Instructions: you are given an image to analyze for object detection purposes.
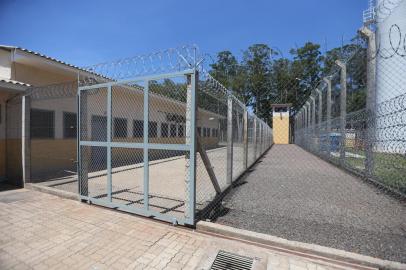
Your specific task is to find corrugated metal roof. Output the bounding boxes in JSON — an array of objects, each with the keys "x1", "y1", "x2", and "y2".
[
  {"x1": 0, "y1": 45, "x2": 95, "y2": 75},
  {"x1": 0, "y1": 78, "x2": 31, "y2": 87}
]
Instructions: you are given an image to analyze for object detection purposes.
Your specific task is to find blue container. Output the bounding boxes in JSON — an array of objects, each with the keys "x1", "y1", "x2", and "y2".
[{"x1": 330, "y1": 133, "x2": 341, "y2": 152}]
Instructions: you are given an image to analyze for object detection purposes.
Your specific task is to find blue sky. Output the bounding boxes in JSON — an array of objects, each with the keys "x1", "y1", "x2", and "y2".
[{"x1": 0, "y1": 0, "x2": 367, "y2": 67}]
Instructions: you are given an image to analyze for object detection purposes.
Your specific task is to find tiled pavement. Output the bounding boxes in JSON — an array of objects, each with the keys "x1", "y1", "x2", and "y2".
[{"x1": 0, "y1": 188, "x2": 374, "y2": 270}]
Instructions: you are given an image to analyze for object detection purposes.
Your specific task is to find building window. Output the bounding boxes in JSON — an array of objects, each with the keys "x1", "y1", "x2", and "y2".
[
  {"x1": 0, "y1": 103, "x2": 2, "y2": 124},
  {"x1": 197, "y1": 127, "x2": 201, "y2": 137},
  {"x1": 149, "y1": 121, "x2": 157, "y2": 137},
  {"x1": 161, "y1": 123, "x2": 169, "y2": 138},
  {"x1": 170, "y1": 123, "x2": 177, "y2": 137},
  {"x1": 133, "y1": 120, "x2": 143, "y2": 138},
  {"x1": 31, "y1": 109, "x2": 54, "y2": 138},
  {"x1": 114, "y1": 118, "x2": 128, "y2": 138},
  {"x1": 63, "y1": 112, "x2": 77, "y2": 138},
  {"x1": 212, "y1": 128, "x2": 216, "y2": 137},
  {"x1": 178, "y1": 125, "x2": 184, "y2": 137}
]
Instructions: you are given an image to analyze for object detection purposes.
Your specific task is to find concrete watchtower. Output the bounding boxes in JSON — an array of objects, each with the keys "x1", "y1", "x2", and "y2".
[{"x1": 271, "y1": 104, "x2": 291, "y2": 144}]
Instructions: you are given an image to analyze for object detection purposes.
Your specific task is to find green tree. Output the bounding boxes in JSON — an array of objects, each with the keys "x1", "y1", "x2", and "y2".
[
  {"x1": 210, "y1": 51, "x2": 250, "y2": 105},
  {"x1": 243, "y1": 44, "x2": 275, "y2": 121},
  {"x1": 289, "y1": 42, "x2": 323, "y2": 108},
  {"x1": 323, "y1": 36, "x2": 367, "y2": 112}
]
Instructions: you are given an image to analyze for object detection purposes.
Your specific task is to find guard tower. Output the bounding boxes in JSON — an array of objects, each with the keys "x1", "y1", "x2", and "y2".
[{"x1": 271, "y1": 104, "x2": 291, "y2": 144}]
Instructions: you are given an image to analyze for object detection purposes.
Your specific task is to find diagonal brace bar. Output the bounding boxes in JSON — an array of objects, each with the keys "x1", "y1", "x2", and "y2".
[{"x1": 197, "y1": 136, "x2": 221, "y2": 194}]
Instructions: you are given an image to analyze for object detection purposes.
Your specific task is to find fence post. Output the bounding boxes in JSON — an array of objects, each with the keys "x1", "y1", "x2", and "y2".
[
  {"x1": 316, "y1": 89, "x2": 322, "y2": 126},
  {"x1": 243, "y1": 109, "x2": 248, "y2": 169},
  {"x1": 21, "y1": 94, "x2": 31, "y2": 186},
  {"x1": 311, "y1": 96, "x2": 316, "y2": 151},
  {"x1": 185, "y1": 71, "x2": 198, "y2": 224},
  {"x1": 226, "y1": 93, "x2": 233, "y2": 185},
  {"x1": 324, "y1": 77, "x2": 332, "y2": 134},
  {"x1": 360, "y1": 27, "x2": 376, "y2": 177},
  {"x1": 305, "y1": 102, "x2": 310, "y2": 148},
  {"x1": 316, "y1": 88, "x2": 322, "y2": 151},
  {"x1": 336, "y1": 60, "x2": 347, "y2": 166},
  {"x1": 253, "y1": 116, "x2": 257, "y2": 159},
  {"x1": 78, "y1": 90, "x2": 88, "y2": 197},
  {"x1": 311, "y1": 96, "x2": 316, "y2": 128},
  {"x1": 143, "y1": 81, "x2": 149, "y2": 210},
  {"x1": 324, "y1": 77, "x2": 332, "y2": 156},
  {"x1": 106, "y1": 85, "x2": 112, "y2": 202}
]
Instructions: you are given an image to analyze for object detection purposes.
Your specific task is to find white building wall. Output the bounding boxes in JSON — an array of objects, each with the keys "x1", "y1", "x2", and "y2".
[{"x1": 0, "y1": 49, "x2": 11, "y2": 80}]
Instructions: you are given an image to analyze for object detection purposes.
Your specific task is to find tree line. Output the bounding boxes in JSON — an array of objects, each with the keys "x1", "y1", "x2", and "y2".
[{"x1": 209, "y1": 36, "x2": 367, "y2": 124}]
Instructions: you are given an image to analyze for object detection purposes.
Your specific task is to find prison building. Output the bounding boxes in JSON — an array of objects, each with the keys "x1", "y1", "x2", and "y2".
[{"x1": 0, "y1": 45, "x2": 222, "y2": 186}]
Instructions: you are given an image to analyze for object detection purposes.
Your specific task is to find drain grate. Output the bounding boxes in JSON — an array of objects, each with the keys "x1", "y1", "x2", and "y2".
[{"x1": 210, "y1": 250, "x2": 254, "y2": 270}]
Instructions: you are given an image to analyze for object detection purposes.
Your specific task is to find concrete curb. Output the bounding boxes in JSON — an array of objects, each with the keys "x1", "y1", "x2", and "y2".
[
  {"x1": 196, "y1": 221, "x2": 406, "y2": 270},
  {"x1": 25, "y1": 183, "x2": 79, "y2": 201}
]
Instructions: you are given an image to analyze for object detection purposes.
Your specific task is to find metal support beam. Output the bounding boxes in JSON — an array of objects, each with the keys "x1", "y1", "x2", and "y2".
[
  {"x1": 185, "y1": 71, "x2": 198, "y2": 223},
  {"x1": 226, "y1": 94, "x2": 233, "y2": 185},
  {"x1": 197, "y1": 136, "x2": 221, "y2": 194},
  {"x1": 336, "y1": 60, "x2": 347, "y2": 165},
  {"x1": 78, "y1": 90, "x2": 88, "y2": 196},
  {"x1": 143, "y1": 81, "x2": 149, "y2": 210},
  {"x1": 107, "y1": 85, "x2": 112, "y2": 202},
  {"x1": 21, "y1": 95, "x2": 30, "y2": 187},
  {"x1": 359, "y1": 27, "x2": 377, "y2": 177}
]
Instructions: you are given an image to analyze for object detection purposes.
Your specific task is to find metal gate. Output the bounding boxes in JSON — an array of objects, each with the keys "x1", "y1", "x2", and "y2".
[{"x1": 78, "y1": 69, "x2": 197, "y2": 226}]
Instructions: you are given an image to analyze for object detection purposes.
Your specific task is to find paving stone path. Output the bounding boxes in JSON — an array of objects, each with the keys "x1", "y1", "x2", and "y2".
[{"x1": 0, "y1": 188, "x2": 369, "y2": 269}]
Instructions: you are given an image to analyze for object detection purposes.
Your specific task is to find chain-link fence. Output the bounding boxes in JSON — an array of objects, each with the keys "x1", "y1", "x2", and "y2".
[
  {"x1": 294, "y1": 30, "x2": 406, "y2": 197},
  {"x1": 212, "y1": 4, "x2": 406, "y2": 262},
  {"x1": 72, "y1": 46, "x2": 273, "y2": 226},
  {"x1": 195, "y1": 71, "x2": 272, "y2": 220}
]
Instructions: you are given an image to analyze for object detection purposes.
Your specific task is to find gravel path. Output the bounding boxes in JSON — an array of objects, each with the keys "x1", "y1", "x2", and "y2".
[{"x1": 216, "y1": 144, "x2": 406, "y2": 263}]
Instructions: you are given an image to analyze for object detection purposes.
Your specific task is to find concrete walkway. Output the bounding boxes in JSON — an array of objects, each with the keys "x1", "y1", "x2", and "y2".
[
  {"x1": 0, "y1": 188, "x2": 376, "y2": 270},
  {"x1": 217, "y1": 144, "x2": 406, "y2": 263}
]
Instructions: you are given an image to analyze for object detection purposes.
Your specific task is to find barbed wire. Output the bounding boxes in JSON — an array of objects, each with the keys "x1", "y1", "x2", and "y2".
[{"x1": 79, "y1": 45, "x2": 203, "y2": 85}]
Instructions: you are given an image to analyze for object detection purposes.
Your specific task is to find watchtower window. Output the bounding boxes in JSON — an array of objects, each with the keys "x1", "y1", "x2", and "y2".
[{"x1": 274, "y1": 107, "x2": 288, "y2": 113}]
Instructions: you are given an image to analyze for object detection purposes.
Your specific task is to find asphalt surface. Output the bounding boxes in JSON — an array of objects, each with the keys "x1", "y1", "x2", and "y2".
[{"x1": 216, "y1": 144, "x2": 406, "y2": 263}]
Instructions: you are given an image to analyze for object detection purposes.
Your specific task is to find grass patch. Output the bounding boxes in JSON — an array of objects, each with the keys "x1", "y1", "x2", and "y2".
[{"x1": 344, "y1": 149, "x2": 406, "y2": 194}]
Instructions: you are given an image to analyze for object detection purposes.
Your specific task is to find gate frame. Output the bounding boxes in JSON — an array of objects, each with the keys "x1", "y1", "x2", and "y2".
[{"x1": 77, "y1": 68, "x2": 197, "y2": 226}]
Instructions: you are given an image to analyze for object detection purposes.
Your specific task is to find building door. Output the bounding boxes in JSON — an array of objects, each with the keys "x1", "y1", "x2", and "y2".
[{"x1": 91, "y1": 115, "x2": 107, "y2": 167}]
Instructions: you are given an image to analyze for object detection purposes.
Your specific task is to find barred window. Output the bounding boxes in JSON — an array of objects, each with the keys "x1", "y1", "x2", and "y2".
[
  {"x1": 170, "y1": 123, "x2": 177, "y2": 137},
  {"x1": 114, "y1": 118, "x2": 128, "y2": 138},
  {"x1": 133, "y1": 120, "x2": 143, "y2": 138},
  {"x1": 63, "y1": 112, "x2": 77, "y2": 138},
  {"x1": 149, "y1": 121, "x2": 158, "y2": 138},
  {"x1": 178, "y1": 125, "x2": 184, "y2": 137},
  {"x1": 161, "y1": 123, "x2": 169, "y2": 138},
  {"x1": 31, "y1": 109, "x2": 54, "y2": 138}
]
